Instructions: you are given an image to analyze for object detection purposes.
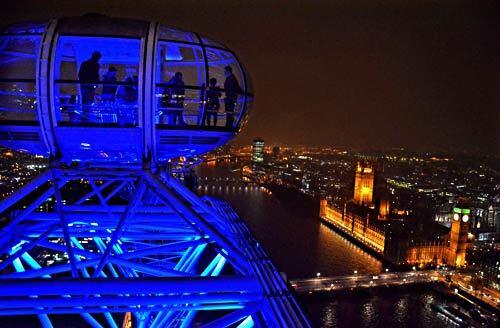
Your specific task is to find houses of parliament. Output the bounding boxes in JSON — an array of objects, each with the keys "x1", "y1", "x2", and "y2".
[{"x1": 320, "y1": 161, "x2": 471, "y2": 268}]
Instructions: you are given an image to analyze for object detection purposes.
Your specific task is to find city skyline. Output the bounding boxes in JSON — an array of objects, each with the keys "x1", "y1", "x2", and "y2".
[{"x1": 1, "y1": 0, "x2": 499, "y2": 155}]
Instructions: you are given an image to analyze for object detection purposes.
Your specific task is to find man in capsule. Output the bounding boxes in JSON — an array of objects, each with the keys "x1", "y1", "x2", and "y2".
[
  {"x1": 78, "y1": 51, "x2": 101, "y2": 121},
  {"x1": 223, "y1": 66, "x2": 243, "y2": 128},
  {"x1": 162, "y1": 72, "x2": 185, "y2": 126}
]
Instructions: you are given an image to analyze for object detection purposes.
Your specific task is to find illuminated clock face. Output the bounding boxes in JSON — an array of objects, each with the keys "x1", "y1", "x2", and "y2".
[
  {"x1": 453, "y1": 213, "x2": 460, "y2": 221},
  {"x1": 462, "y1": 214, "x2": 469, "y2": 223}
]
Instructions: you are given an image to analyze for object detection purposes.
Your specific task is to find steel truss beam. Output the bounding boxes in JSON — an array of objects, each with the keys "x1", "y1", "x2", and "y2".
[{"x1": 0, "y1": 168, "x2": 310, "y2": 327}]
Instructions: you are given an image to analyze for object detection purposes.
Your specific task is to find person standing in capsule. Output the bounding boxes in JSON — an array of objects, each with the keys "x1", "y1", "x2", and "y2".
[
  {"x1": 162, "y1": 72, "x2": 185, "y2": 126},
  {"x1": 78, "y1": 51, "x2": 101, "y2": 121}
]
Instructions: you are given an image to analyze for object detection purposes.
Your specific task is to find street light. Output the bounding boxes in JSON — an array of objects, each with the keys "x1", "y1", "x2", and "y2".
[
  {"x1": 316, "y1": 272, "x2": 321, "y2": 278},
  {"x1": 385, "y1": 268, "x2": 389, "y2": 272},
  {"x1": 354, "y1": 270, "x2": 358, "y2": 275}
]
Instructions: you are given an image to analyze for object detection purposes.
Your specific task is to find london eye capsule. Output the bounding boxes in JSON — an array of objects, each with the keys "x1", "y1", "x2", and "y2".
[{"x1": 0, "y1": 14, "x2": 253, "y2": 166}]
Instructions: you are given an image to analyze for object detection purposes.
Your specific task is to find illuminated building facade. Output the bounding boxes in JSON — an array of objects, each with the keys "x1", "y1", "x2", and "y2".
[
  {"x1": 353, "y1": 161, "x2": 374, "y2": 206},
  {"x1": 0, "y1": 15, "x2": 310, "y2": 327},
  {"x1": 320, "y1": 200, "x2": 386, "y2": 253},
  {"x1": 252, "y1": 138, "x2": 264, "y2": 163},
  {"x1": 320, "y1": 163, "x2": 471, "y2": 268}
]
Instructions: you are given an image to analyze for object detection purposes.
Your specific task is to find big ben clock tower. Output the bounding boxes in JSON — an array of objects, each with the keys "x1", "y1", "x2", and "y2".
[{"x1": 447, "y1": 199, "x2": 471, "y2": 267}]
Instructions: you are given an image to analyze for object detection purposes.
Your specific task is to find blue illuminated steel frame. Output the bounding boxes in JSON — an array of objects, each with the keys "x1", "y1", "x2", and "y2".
[{"x1": 0, "y1": 168, "x2": 311, "y2": 327}]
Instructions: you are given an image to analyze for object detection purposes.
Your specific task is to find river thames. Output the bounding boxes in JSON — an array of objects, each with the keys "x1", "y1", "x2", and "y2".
[{"x1": 196, "y1": 161, "x2": 477, "y2": 328}]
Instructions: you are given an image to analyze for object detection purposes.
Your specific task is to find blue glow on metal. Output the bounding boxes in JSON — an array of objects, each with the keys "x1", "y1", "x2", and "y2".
[
  {"x1": 238, "y1": 316, "x2": 254, "y2": 328},
  {"x1": 12, "y1": 258, "x2": 24, "y2": 274},
  {"x1": 212, "y1": 255, "x2": 227, "y2": 276},
  {"x1": 0, "y1": 169, "x2": 311, "y2": 326}
]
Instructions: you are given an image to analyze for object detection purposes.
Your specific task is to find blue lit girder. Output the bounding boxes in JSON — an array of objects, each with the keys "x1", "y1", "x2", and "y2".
[{"x1": 0, "y1": 168, "x2": 310, "y2": 327}]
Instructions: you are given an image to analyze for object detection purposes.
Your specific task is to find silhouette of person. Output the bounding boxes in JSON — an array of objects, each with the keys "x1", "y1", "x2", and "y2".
[
  {"x1": 116, "y1": 75, "x2": 138, "y2": 126},
  {"x1": 102, "y1": 66, "x2": 117, "y2": 102},
  {"x1": 162, "y1": 72, "x2": 185, "y2": 125},
  {"x1": 121, "y1": 75, "x2": 138, "y2": 103},
  {"x1": 203, "y1": 78, "x2": 222, "y2": 126},
  {"x1": 223, "y1": 66, "x2": 242, "y2": 128},
  {"x1": 78, "y1": 51, "x2": 101, "y2": 113}
]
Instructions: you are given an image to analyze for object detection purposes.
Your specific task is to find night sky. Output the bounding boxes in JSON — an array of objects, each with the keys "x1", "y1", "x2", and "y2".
[{"x1": 2, "y1": 1, "x2": 499, "y2": 155}]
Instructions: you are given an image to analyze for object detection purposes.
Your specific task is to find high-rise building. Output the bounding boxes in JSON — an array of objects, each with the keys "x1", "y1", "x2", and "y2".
[
  {"x1": 252, "y1": 138, "x2": 265, "y2": 163},
  {"x1": 353, "y1": 161, "x2": 374, "y2": 206}
]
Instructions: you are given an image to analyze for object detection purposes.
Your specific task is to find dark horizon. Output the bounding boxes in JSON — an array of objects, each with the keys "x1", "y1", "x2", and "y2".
[{"x1": 2, "y1": 0, "x2": 499, "y2": 155}]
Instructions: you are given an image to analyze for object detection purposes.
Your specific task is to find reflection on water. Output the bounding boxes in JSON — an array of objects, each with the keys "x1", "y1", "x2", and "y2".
[
  {"x1": 304, "y1": 289, "x2": 450, "y2": 328},
  {"x1": 196, "y1": 162, "x2": 462, "y2": 328}
]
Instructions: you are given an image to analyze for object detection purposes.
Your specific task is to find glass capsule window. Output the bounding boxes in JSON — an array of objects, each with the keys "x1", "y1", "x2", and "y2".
[
  {"x1": 205, "y1": 47, "x2": 246, "y2": 129},
  {"x1": 54, "y1": 36, "x2": 141, "y2": 126},
  {"x1": 155, "y1": 26, "x2": 251, "y2": 131},
  {"x1": 155, "y1": 41, "x2": 206, "y2": 127},
  {"x1": 0, "y1": 24, "x2": 43, "y2": 123},
  {"x1": 0, "y1": 21, "x2": 252, "y2": 132},
  {"x1": 158, "y1": 26, "x2": 198, "y2": 43},
  {"x1": 201, "y1": 35, "x2": 227, "y2": 49}
]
